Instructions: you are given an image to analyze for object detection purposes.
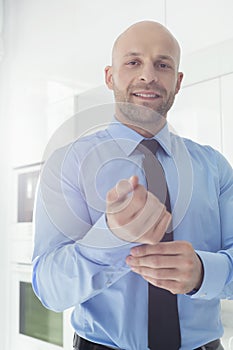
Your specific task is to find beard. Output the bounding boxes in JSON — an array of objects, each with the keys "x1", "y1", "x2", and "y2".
[{"x1": 113, "y1": 82, "x2": 176, "y2": 127}]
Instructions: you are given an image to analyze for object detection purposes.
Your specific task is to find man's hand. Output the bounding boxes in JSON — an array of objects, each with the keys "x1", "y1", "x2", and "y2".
[
  {"x1": 106, "y1": 176, "x2": 171, "y2": 244},
  {"x1": 126, "y1": 241, "x2": 204, "y2": 294}
]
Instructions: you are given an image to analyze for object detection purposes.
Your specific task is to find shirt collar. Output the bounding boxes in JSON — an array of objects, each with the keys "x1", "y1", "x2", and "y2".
[{"x1": 107, "y1": 116, "x2": 172, "y2": 157}]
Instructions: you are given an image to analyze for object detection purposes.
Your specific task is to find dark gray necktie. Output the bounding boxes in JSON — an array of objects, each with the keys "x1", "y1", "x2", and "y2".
[{"x1": 138, "y1": 139, "x2": 181, "y2": 350}]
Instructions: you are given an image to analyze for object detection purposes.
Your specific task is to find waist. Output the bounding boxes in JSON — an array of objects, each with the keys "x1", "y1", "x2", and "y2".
[
  {"x1": 73, "y1": 334, "x2": 222, "y2": 350},
  {"x1": 73, "y1": 334, "x2": 117, "y2": 349}
]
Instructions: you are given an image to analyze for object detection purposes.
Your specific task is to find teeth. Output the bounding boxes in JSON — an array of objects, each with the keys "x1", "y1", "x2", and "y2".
[{"x1": 135, "y1": 93, "x2": 159, "y2": 98}]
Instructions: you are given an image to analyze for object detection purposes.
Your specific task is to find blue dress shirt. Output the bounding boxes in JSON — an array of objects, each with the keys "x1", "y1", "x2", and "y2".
[{"x1": 32, "y1": 119, "x2": 233, "y2": 350}]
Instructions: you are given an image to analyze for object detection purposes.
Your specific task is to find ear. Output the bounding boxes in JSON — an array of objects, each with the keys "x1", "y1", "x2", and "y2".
[
  {"x1": 175, "y1": 72, "x2": 184, "y2": 94},
  {"x1": 105, "y1": 65, "x2": 114, "y2": 90}
]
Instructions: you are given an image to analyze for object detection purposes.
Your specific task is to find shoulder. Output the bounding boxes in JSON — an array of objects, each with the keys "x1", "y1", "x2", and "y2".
[
  {"x1": 171, "y1": 133, "x2": 233, "y2": 187},
  {"x1": 182, "y1": 137, "x2": 231, "y2": 171},
  {"x1": 171, "y1": 132, "x2": 221, "y2": 161},
  {"x1": 72, "y1": 129, "x2": 110, "y2": 150},
  {"x1": 46, "y1": 129, "x2": 110, "y2": 164}
]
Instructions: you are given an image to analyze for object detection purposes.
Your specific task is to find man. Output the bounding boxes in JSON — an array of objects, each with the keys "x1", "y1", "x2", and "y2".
[{"x1": 32, "y1": 21, "x2": 233, "y2": 350}]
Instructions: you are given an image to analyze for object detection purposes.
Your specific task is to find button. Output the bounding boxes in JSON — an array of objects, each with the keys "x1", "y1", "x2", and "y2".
[
  {"x1": 200, "y1": 293, "x2": 207, "y2": 298},
  {"x1": 106, "y1": 280, "x2": 112, "y2": 287}
]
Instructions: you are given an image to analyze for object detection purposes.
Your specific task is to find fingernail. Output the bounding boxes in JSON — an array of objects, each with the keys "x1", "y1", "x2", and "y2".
[
  {"x1": 131, "y1": 247, "x2": 139, "y2": 256},
  {"x1": 126, "y1": 256, "x2": 133, "y2": 265}
]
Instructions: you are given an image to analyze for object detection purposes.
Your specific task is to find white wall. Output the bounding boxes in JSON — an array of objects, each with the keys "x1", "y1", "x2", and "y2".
[
  {"x1": 169, "y1": 37, "x2": 233, "y2": 168},
  {"x1": 0, "y1": 55, "x2": 8, "y2": 350},
  {"x1": 221, "y1": 73, "x2": 233, "y2": 165},
  {"x1": 0, "y1": 1, "x2": 9, "y2": 347},
  {"x1": 0, "y1": 0, "x2": 3, "y2": 60},
  {"x1": 166, "y1": 0, "x2": 233, "y2": 55}
]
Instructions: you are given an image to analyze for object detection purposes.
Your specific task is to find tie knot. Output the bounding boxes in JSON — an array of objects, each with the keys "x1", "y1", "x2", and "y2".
[{"x1": 139, "y1": 139, "x2": 159, "y2": 155}]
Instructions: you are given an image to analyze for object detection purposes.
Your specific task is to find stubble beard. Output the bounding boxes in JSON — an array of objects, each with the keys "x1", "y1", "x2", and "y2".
[{"x1": 113, "y1": 84, "x2": 175, "y2": 132}]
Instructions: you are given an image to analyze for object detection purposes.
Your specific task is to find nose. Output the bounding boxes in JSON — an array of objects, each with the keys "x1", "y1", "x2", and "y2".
[{"x1": 139, "y1": 63, "x2": 158, "y2": 83}]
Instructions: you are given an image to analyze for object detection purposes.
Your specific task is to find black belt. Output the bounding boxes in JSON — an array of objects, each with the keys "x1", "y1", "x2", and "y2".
[
  {"x1": 194, "y1": 338, "x2": 221, "y2": 350},
  {"x1": 73, "y1": 333, "x2": 221, "y2": 350},
  {"x1": 73, "y1": 333, "x2": 117, "y2": 350}
]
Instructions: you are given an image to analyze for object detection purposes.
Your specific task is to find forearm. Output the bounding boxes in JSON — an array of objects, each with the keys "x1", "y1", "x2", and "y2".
[{"x1": 32, "y1": 238, "x2": 131, "y2": 311}]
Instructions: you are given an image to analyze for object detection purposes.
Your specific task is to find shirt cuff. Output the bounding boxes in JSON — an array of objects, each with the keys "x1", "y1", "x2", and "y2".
[
  {"x1": 78, "y1": 214, "x2": 135, "y2": 249},
  {"x1": 77, "y1": 214, "x2": 139, "y2": 267},
  {"x1": 189, "y1": 250, "x2": 231, "y2": 300}
]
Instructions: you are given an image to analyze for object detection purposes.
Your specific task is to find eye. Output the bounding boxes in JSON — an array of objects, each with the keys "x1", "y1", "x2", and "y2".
[
  {"x1": 158, "y1": 62, "x2": 171, "y2": 69},
  {"x1": 126, "y1": 60, "x2": 140, "y2": 66}
]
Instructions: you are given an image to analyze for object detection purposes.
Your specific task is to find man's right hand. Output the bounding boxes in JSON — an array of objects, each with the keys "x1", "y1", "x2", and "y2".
[{"x1": 106, "y1": 176, "x2": 171, "y2": 244}]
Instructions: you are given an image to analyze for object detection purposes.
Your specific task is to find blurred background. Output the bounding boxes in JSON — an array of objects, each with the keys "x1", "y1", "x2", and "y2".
[{"x1": 0, "y1": 0, "x2": 233, "y2": 349}]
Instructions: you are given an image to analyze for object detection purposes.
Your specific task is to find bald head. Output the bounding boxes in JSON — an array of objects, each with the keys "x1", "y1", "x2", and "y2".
[
  {"x1": 112, "y1": 21, "x2": 181, "y2": 70},
  {"x1": 105, "y1": 20, "x2": 184, "y2": 132}
]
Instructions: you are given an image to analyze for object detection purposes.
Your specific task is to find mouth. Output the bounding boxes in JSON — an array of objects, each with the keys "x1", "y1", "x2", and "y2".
[{"x1": 132, "y1": 91, "x2": 162, "y2": 100}]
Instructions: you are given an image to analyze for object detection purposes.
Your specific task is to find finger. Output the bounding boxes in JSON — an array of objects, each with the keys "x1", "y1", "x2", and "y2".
[
  {"x1": 106, "y1": 176, "x2": 139, "y2": 204},
  {"x1": 139, "y1": 209, "x2": 171, "y2": 245},
  {"x1": 130, "y1": 240, "x2": 186, "y2": 257},
  {"x1": 107, "y1": 189, "x2": 166, "y2": 242},
  {"x1": 143, "y1": 276, "x2": 179, "y2": 294},
  {"x1": 106, "y1": 179, "x2": 144, "y2": 217},
  {"x1": 126, "y1": 254, "x2": 180, "y2": 269},
  {"x1": 129, "y1": 175, "x2": 139, "y2": 189},
  {"x1": 127, "y1": 192, "x2": 166, "y2": 242},
  {"x1": 130, "y1": 266, "x2": 178, "y2": 281},
  {"x1": 106, "y1": 179, "x2": 132, "y2": 203},
  {"x1": 115, "y1": 184, "x2": 148, "y2": 221},
  {"x1": 115, "y1": 176, "x2": 139, "y2": 199}
]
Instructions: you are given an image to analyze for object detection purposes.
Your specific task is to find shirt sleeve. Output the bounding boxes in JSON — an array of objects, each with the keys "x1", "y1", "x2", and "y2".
[
  {"x1": 190, "y1": 150, "x2": 233, "y2": 300},
  {"x1": 32, "y1": 145, "x2": 135, "y2": 312}
]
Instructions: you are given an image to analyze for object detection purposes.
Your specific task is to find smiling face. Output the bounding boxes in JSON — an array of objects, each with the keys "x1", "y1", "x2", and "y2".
[{"x1": 105, "y1": 21, "x2": 183, "y2": 136}]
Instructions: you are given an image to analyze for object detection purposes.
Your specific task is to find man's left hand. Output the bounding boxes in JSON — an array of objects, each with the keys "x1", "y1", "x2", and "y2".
[{"x1": 126, "y1": 241, "x2": 203, "y2": 295}]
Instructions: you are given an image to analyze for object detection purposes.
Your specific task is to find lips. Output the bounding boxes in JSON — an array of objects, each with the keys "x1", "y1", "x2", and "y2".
[{"x1": 132, "y1": 91, "x2": 161, "y2": 99}]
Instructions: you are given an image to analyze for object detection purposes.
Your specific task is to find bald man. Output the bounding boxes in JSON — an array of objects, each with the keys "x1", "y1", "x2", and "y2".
[
  {"x1": 32, "y1": 21, "x2": 232, "y2": 350},
  {"x1": 106, "y1": 21, "x2": 182, "y2": 130}
]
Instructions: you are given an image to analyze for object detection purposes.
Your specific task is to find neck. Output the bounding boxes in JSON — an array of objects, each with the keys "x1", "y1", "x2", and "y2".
[
  {"x1": 114, "y1": 113, "x2": 167, "y2": 138},
  {"x1": 117, "y1": 119, "x2": 154, "y2": 137}
]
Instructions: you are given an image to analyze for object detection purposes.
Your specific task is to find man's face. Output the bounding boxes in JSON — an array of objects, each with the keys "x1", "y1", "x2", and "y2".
[{"x1": 105, "y1": 23, "x2": 183, "y2": 129}]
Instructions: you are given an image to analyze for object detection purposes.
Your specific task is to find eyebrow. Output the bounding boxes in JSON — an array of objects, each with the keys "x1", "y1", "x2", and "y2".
[
  {"x1": 157, "y1": 55, "x2": 174, "y2": 62},
  {"x1": 123, "y1": 52, "x2": 143, "y2": 57}
]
